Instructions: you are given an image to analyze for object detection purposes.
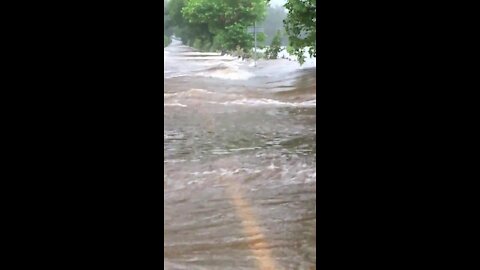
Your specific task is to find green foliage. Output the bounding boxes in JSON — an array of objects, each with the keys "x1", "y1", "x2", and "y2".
[
  {"x1": 284, "y1": 0, "x2": 316, "y2": 65},
  {"x1": 256, "y1": 32, "x2": 266, "y2": 49},
  {"x1": 165, "y1": 0, "x2": 267, "y2": 53},
  {"x1": 219, "y1": 23, "x2": 254, "y2": 52},
  {"x1": 265, "y1": 30, "x2": 282, "y2": 59},
  {"x1": 165, "y1": 0, "x2": 191, "y2": 42},
  {"x1": 164, "y1": 35, "x2": 171, "y2": 47},
  {"x1": 286, "y1": 46, "x2": 295, "y2": 55}
]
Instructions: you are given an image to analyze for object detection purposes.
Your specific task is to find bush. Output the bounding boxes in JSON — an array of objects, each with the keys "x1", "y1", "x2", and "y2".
[
  {"x1": 193, "y1": 38, "x2": 203, "y2": 50},
  {"x1": 202, "y1": 41, "x2": 212, "y2": 52}
]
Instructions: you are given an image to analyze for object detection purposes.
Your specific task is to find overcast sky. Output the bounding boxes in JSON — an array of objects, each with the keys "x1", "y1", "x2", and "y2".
[{"x1": 269, "y1": 0, "x2": 287, "y2": 7}]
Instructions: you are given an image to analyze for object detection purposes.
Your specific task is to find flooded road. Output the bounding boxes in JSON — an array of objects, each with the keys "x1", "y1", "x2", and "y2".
[{"x1": 164, "y1": 39, "x2": 316, "y2": 270}]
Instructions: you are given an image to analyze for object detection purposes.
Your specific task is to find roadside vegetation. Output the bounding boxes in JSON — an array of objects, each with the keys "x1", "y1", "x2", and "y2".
[
  {"x1": 164, "y1": 35, "x2": 171, "y2": 47},
  {"x1": 163, "y1": 0, "x2": 316, "y2": 64}
]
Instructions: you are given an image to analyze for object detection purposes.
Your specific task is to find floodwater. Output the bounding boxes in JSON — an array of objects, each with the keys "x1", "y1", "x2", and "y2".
[{"x1": 164, "y1": 39, "x2": 316, "y2": 270}]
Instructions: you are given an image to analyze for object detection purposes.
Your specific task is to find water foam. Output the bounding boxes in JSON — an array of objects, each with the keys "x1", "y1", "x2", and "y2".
[
  {"x1": 194, "y1": 62, "x2": 254, "y2": 81},
  {"x1": 209, "y1": 98, "x2": 316, "y2": 107},
  {"x1": 164, "y1": 102, "x2": 188, "y2": 108}
]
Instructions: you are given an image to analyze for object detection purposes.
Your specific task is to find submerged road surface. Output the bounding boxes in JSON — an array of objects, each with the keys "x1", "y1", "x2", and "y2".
[{"x1": 164, "y1": 39, "x2": 316, "y2": 270}]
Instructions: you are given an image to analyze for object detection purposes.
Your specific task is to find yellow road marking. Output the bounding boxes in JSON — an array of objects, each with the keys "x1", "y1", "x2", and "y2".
[{"x1": 226, "y1": 181, "x2": 278, "y2": 270}]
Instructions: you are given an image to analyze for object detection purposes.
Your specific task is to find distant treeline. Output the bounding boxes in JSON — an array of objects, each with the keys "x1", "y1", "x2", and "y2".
[{"x1": 260, "y1": 5, "x2": 289, "y2": 46}]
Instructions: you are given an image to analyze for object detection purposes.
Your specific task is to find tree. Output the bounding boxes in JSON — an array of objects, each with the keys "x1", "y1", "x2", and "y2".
[
  {"x1": 164, "y1": 0, "x2": 268, "y2": 52},
  {"x1": 266, "y1": 30, "x2": 282, "y2": 59},
  {"x1": 283, "y1": 0, "x2": 316, "y2": 64}
]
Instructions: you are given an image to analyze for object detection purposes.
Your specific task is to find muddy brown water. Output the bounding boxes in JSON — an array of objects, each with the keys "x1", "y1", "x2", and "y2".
[{"x1": 164, "y1": 39, "x2": 316, "y2": 270}]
